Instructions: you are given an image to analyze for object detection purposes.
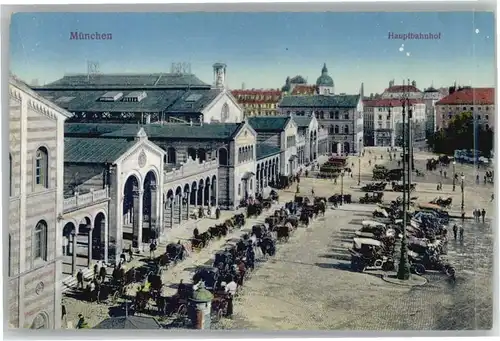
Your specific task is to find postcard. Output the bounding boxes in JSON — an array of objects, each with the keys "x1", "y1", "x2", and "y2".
[{"x1": 7, "y1": 9, "x2": 495, "y2": 331}]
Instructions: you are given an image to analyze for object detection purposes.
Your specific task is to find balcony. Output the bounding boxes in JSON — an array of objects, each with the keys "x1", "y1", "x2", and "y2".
[
  {"x1": 164, "y1": 157, "x2": 219, "y2": 183},
  {"x1": 63, "y1": 186, "x2": 109, "y2": 213}
]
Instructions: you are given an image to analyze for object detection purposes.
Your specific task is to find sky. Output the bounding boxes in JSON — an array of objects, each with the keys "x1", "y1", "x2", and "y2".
[{"x1": 10, "y1": 12, "x2": 495, "y2": 94}]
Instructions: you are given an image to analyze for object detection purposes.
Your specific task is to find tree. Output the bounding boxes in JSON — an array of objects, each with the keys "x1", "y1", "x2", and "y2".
[{"x1": 428, "y1": 112, "x2": 493, "y2": 156}]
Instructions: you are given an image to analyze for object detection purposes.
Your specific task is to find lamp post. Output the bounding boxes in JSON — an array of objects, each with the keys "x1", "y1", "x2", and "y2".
[
  {"x1": 397, "y1": 79, "x2": 411, "y2": 281},
  {"x1": 461, "y1": 174, "x2": 465, "y2": 211},
  {"x1": 407, "y1": 104, "x2": 413, "y2": 210},
  {"x1": 340, "y1": 170, "x2": 345, "y2": 205},
  {"x1": 452, "y1": 161, "x2": 456, "y2": 190},
  {"x1": 358, "y1": 153, "x2": 361, "y2": 186}
]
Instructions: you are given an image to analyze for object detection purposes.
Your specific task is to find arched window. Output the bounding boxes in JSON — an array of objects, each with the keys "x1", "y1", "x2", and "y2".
[
  {"x1": 218, "y1": 148, "x2": 229, "y2": 166},
  {"x1": 221, "y1": 103, "x2": 230, "y2": 122},
  {"x1": 33, "y1": 220, "x2": 48, "y2": 261},
  {"x1": 328, "y1": 125, "x2": 334, "y2": 134},
  {"x1": 31, "y1": 312, "x2": 49, "y2": 329},
  {"x1": 344, "y1": 125, "x2": 349, "y2": 134},
  {"x1": 334, "y1": 125, "x2": 339, "y2": 134},
  {"x1": 35, "y1": 147, "x2": 49, "y2": 188}
]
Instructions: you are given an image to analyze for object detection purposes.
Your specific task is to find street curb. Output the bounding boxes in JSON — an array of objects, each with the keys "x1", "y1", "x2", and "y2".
[{"x1": 382, "y1": 273, "x2": 428, "y2": 287}]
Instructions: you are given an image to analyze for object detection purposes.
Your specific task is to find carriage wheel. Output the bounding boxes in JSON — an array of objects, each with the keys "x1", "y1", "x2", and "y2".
[
  {"x1": 373, "y1": 259, "x2": 383, "y2": 268},
  {"x1": 112, "y1": 290, "x2": 121, "y2": 304},
  {"x1": 411, "y1": 263, "x2": 426, "y2": 275},
  {"x1": 215, "y1": 308, "x2": 224, "y2": 322},
  {"x1": 177, "y1": 304, "x2": 187, "y2": 316}
]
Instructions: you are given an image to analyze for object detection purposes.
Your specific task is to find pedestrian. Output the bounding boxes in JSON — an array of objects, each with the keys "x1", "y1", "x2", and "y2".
[
  {"x1": 476, "y1": 174, "x2": 480, "y2": 184},
  {"x1": 225, "y1": 277, "x2": 238, "y2": 317},
  {"x1": 76, "y1": 269, "x2": 84, "y2": 290},
  {"x1": 311, "y1": 187, "x2": 315, "y2": 196},
  {"x1": 452, "y1": 224, "x2": 458, "y2": 240},
  {"x1": 452, "y1": 184, "x2": 456, "y2": 191},
  {"x1": 484, "y1": 175, "x2": 487, "y2": 184},
  {"x1": 459, "y1": 225, "x2": 464, "y2": 241},
  {"x1": 296, "y1": 183, "x2": 300, "y2": 194},
  {"x1": 439, "y1": 169, "x2": 443, "y2": 177},
  {"x1": 93, "y1": 263, "x2": 99, "y2": 279},
  {"x1": 491, "y1": 193, "x2": 494, "y2": 202},
  {"x1": 207, "y1": 205, "x2": 211, "y2": 218},
  {"x1": 481, "y1": 208, "x2": 486, "y2": 223},
  {"x1": 461, "y1": 211, "x2": 465, "y2": 223},
  {"x1": 237, "y1": 259, "x2": 246, "y2": 286},
  {"x1": 198, "y1": 206, "x2": 204, "y2": 219},
  {"x1": 215, "y1": 206, "x2": 221, "y2": 220},
  {"x1": 397, "y1": 160, "x2": 400, "y2": 167},
  {"x1": 61, "y1": 304, "x2": 67, "y2": 327},
  {"x1": 369, "y1": 160, "x2": 372, "y2": 166},
  {"x1": 444, "y1": 171, "x2": 447, "y2": 178},
  {"x1": 76, "y1": 314, "x2": 89, "y2": 329},
  {"x1": 149, "y1": 239, "x2": 157, "y2": 258},
  {"x1": 99, "y1": 264, "x2": 107, "y2": 283}
]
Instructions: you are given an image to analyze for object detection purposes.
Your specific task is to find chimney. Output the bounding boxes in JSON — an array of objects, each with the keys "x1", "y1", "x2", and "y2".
[{"x1": 412, "y1": 80, "x2": 417, "y2": 87}]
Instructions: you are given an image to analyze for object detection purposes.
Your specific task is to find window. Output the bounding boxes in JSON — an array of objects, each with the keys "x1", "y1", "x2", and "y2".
[
  {"x1": 344, "y1": 113, "x2": 349, "y2": 120},
  {"x1": 33, "y1": 220, "x2": 48, "y2": 261},
  {"x1": 344, "y1": 125, "x2": 349, "y2": 134},
  {"x1": 463, "y1": 107, "x2": 466, "y2": 110},
  {"x1": 35, "y1": 147, "x2": 49, "y2": 188},
  {"x1": 485, "y1": 115, "x2": 489, "y2": 120},
  {"x1": 238, "y1": 184, "x2": 241, "y2": 196},
  {"x1": 329, "y1": 112, "x2": 334, "y2": 119},
  {"x1": 378, "y1": 115, "x2": 382, "y2": 120},
  {"x1": 328, "y1": 125, "x2": 334, "y2": 134},
  {"x1": 470, "y1": 107, "x2": 474, "y2": 111},
  {"x1": 335, "y1": 111, "x2": 339, "y2": 120},
  {"x1": 477, "y1": 115, "x2": 481, "y2": 120},
  {"x1": 250, "y1": 179, "x2": 253, "y2": 190},
  {"x1": 320, "y1": 111, "x2": 324, "y2": 119},
  {"x1": 221, "y1": 103, "x2": 230, "y2": 122},
  {"x1": 334, "y1": 125, "x2": 339, "y2": 134}
]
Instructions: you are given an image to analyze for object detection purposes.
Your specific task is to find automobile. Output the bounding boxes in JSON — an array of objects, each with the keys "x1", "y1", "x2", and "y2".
[{"x1": 349, "y1": 237, "x2": 395, "y2": 272}]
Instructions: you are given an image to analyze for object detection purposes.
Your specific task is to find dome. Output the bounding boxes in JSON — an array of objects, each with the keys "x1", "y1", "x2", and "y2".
[
  {"x1": 316, "y1": 63, "x2": 334, "y2": 86},
  {"x1": 290, "y1": 75, "x2": 307, "y2": 84}
]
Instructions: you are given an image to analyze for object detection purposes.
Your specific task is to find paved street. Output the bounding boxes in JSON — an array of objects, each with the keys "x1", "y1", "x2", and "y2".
[{"x1": 61, "y1": 149, "x2": 494, "y2": 330}]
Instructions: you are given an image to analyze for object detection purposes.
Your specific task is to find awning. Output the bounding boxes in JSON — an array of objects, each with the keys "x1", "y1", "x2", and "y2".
[{"x1": 241, "y1": 171, "x2": 255, "y2": 180}]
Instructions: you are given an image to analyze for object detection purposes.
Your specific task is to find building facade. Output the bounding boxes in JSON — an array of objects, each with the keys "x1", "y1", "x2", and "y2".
[
  {"x1": 230, "y1": 89, "x2": 282, "y2": 117},
  {"x1": 9, "y1": 77, "x2": 72, "y2": 329},
  {"x1": 422, "y1": 86, "x2": 446, "y2": 137},
  {"x1": 363, "y1": 99, "x2": 426, "y2": 147},
  {"x1": 435, "y1": 87, "x2": 495, "y2": 130},
  {"x1": 279, "y1": 94, "x2": 363, "y2": 155}
]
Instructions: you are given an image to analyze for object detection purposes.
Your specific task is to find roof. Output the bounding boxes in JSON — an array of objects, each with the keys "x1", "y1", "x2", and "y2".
[
  {"x1": 435, "y1": 88, "x2": 494, "y2": 105},
  {"x1": 280, "y1": 94, "x2": 360, "y2": 108},
  {"x1": 9, "y1": 76, "x2": 73, "y2": 119},
  {"x1": 247, "y1": 116, "x2": 290, "y2": 131},
  {"x1": 256, "y1": 143, "x2": 281, "y2": 159},
  {"x1": 363, "y1": 99, "x2": 424, "y2": 107},
  {"x1": 291, "y1": 85, "x2": 317, "y2": 96},
  {"x1": 64, "y1": 122, "x2": 244, "y2": 140},
  {"x1": 424, "y1": 87, "x2": 439, "y2": 93},
  {"x1": 34, "y1": 88, "x2": 222, "y2": 114},
  {"x1": 291, "y1": 115, "x2": 312, "y2": 128},
  {"x1": 39, "y1": 73, "x2": 209, "y2": 89},
  {"x1": 93, "y1": 316, "x2": 162, "y2": 329},
  {"x1": 64, "y1": 137, "x2": 134, "y2": 163},
  {"x1": 384, "y1": 85, "x2": 422, "y2": 93},
  {"x1": 290, "y1": 75, "x2": 307, "y2": 84}
]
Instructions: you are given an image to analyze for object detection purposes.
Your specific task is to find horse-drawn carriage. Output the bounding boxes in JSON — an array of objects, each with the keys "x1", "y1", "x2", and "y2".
[
  {"x1": 276, "y1": 223, "x2": 292, "y2": 242},
  {"x1": 361, "y1": 182, "x2": 387, "y2": 192},
  {"x1": 192, "y1": 266, "x2": 221, "y2": 291},
  {"x1": 247, "y1": 202, "x2": 263, "y2": 218},
  {"x1": 349, "y1": 238, "x2": 395, "y2": 272},
  {"x1": 429, "y1": 196, "x2": 453, "y2": 209},
  {"x1": 392, "y1": 182, "x2": 416, "y2": 192},
  {"x1": 359, "y1": 192, "x2": 384, "y2": 204}
]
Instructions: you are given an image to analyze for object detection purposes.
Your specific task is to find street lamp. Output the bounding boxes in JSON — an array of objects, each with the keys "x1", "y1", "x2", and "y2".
[
  {"x1": 452, "y1": 161, "x2": 456, "y2": 190},
  {"x1": 358, "y1": 153, "x2": 361, "y2": 186},
  {"x1": 461, "y1": 174, "x2": 465, "y2": 211},
  {"x1": 397, "y1": 79, "x2": 411, "y2": 281},
  {"x1": 340, "y1": 170, "x2": 345, "y2": 205}
]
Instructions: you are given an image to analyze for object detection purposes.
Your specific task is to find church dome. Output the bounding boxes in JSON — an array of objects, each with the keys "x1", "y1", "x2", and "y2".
[
  {"x1": 316, "y1": 63, "x2": 334, "y2": 87},
  {"x1": 290, "y1": 75, "x2": 307, "y2": 84}
]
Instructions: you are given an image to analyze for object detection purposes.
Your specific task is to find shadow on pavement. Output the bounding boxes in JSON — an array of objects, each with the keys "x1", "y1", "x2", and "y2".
[{"x1": 314, "y1": 262, "x2": 352, "y2": 271}]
